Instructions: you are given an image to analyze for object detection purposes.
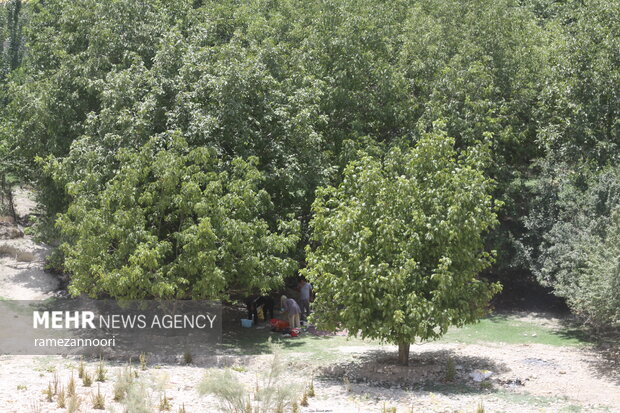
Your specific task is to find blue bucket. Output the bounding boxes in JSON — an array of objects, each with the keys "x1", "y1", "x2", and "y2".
[{"x1": 241, "y1": 319, "x2": 253, "y2": 328}]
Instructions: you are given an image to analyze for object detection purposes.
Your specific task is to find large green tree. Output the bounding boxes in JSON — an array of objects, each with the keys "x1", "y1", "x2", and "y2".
[
  {"x1": 303, "y1": 129, "x2": 501, "y2": 365},
  {"x1": 524, "y1": 164, "x2": 620, "y2": 328},
  {"x1": 55, "y1": 135, "x2": 299, "y2": 299},
  {"x1": 519, "y1": 0, "x2": 620, "y2": 327}
]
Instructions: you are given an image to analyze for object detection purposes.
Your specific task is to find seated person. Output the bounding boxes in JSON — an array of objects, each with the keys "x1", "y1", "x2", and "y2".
[{"x1": 245, "y1": 295, "x2": 274, "y2": 323}]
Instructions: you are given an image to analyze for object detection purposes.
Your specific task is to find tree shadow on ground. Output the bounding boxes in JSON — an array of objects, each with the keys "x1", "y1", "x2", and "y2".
[
  {"x1": 219, "y1": 304, "x2": 332, "y2": 355},
  {"x1": 557, "y1": 317, "x2": 620, "y2": 385},
  {"x1": 318, "y1": 348, "x2": 509, "y2": 395}
]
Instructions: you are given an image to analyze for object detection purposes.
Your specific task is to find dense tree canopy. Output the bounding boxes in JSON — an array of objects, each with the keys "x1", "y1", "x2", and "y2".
[
  {"x1": 56, "y1": 135, "x2": 299, "y2": 299},
  {"x1": 0, "y1": 0, "x2": 618, "y2": 327}
]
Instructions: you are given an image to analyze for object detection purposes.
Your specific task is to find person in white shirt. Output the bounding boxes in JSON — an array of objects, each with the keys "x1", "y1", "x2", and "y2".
[{"x1": 298, "y1": 278, "x2": 312, "y2": 321}]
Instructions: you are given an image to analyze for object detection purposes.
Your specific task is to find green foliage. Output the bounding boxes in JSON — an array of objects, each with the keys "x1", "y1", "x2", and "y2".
[
  {"x1": 0, "y1": 0, "x2": 26, "y2": 217},
  {"x1": 518, "y1": 0, "x2": 620, "y2": 328},
  {"x1": 525, "y1": 165, "x2": 620, "y2": 327},
  {"x1": 1, "y1": 0, "x2": 619, "y2": 323},
  {"x1": 57, "y1": 135, "x2": 299, "y2": 299},
  {"x1": 303, "y1": 130, "x2": 501, "y2": 349}
]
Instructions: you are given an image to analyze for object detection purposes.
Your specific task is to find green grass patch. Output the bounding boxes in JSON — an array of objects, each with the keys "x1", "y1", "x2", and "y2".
[
  {"x1": 221, "y1": 326, "x2": 375, "y2": 363},
  {"x1": 494, "y1": 390, "x2": 559, "y2": 407},
  {"x1": 492, "y1": 390, "x2": 612, "y2": 412},
  {"x1": 220, "y1": 313, "x2": 592, "y2": 365},
  {"x1": 440, "y1": 314, "x2": 592, "y2": 347}
]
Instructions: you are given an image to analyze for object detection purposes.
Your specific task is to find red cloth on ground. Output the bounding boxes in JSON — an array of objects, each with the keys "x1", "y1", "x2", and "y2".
[{"x1": 269, "y1": 318, "x2": 289, "y2": 330}]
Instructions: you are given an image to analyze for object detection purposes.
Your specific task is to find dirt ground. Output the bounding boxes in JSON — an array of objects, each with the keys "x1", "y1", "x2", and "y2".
[
  {"x1": 1, "y1": 190, "x2": 618, "y2": 413},
  {"x1": 0, "y1": 336, "x2": 618, "y2": 412}
]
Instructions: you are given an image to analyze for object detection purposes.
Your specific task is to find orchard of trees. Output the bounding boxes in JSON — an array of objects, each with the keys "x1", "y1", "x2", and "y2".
[{"x1": 1, "y1": 0, "x2": 619, "y2": 358}]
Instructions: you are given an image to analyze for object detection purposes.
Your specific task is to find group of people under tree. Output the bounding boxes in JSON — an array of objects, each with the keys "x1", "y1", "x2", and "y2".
[{"x1": 245, "y1": 279, "x2": 313, "y2": 329}]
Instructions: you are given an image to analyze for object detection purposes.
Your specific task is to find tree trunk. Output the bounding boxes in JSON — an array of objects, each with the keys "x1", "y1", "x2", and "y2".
[
  {"x1": 398, "y1": 341, "x2": 410, "y2": 366},
  {"x1": 0, "y1": 174, "x2": 16, "y2": 223}
]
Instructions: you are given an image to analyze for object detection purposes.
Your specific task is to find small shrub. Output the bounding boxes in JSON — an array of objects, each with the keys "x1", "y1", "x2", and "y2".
[
  {"x1": 159, "y1": 392, "x2": 171, "y2": 411},
  {"x1": 476, "y1": 401, "x2": 485, "y2": 413},
  {"x1": 381, "y1": 404, "x2": 396, "y2": 413},
  {"x1": 445, "y1": 358, "x2": 456, "y2": 382},
  {"x1": 78, "y1": 358, "x2": 85, "y2": 379},
  {"x1": 343, "y1": 376, "x2": 351, "y2": 393},
  {"x1": 139, "y1": 353, "x2": 147, "y2": 370},
  {"x1": 57, "y1": 386, "x2": 66, "y2": 408},
  {"x1": 113, "y1": 366, "x2": 134, "y2": 401},
  {"x1": 183, "y1": 351, "x2": 193, "y2": 365},
  {"x1": 92, "y1": 384, "x2": 105, "y2": 410},
  {"x1": 291, "y1": 401, "x2": 299, "y2": 413},
  {"x1": 96, "y1": 359, "x2": 106, "y2": 382},
  {"x1": 122, "y1": 381, "x2": 153, "y2": 413},
  {"x1": 200, "y1": 341, "x2": 300, "y2": 413},
  {"x1": 43, "y1": 382, "x2": 53, "y2": 402},
  {"x1": 16, "y1": 384, "x2": 27, "y2": 390},
  {"x1": 82, "y1": 371, "x2": 93, "y2": 387},
  {"x1": 275, "y1": 402, "x2": 284, "y2": 413},
  {"x1": 52, "y1": 372, "x2": 60, "y2": 394},
  {"x1": 67, "y1": 373, "x2": 76, "y2": 397},
  {"x1": 300, "y1": 392, "x2": 308, "y2": 407},
  {"x1": 178, "y1": 403, "x2": 187, "y2": 413},
  {"x1": 479, "y1": 380, "x2": 493, "y2": 391},
  {"x1": 67, "y1": 395, "x2": 81, "y2": 413},
  {"x1": 198, "y1": 369, "x2": 246, "y2": 413},
  {"x1": 307, "y1": 380, "x2": 315, "y2": 397}
]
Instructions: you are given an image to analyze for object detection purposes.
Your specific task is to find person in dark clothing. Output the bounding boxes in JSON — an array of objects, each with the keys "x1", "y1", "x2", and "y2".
[{"x1": 245, "y1": 295, "x2": 274, "y2": 323}]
